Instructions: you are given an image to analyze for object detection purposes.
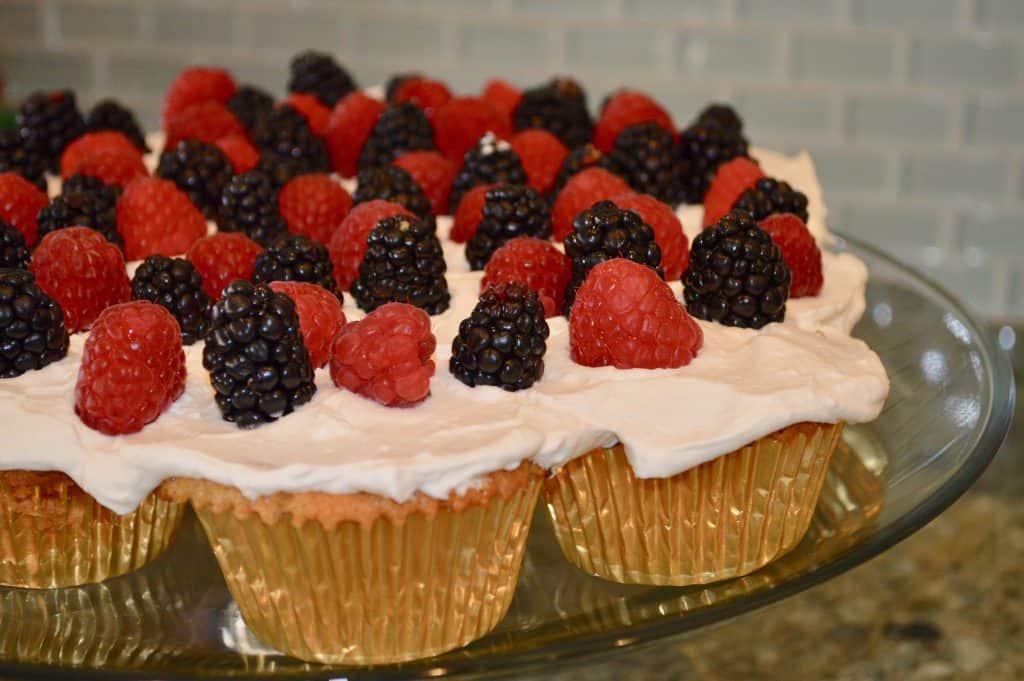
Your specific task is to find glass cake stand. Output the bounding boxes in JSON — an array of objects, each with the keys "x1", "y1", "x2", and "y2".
[{"x1": 0, "y1": 235, "x2": 1013, "y2": 681}]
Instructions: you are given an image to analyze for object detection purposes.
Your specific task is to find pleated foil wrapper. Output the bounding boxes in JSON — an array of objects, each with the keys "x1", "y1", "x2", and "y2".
[
  {"x1": 543, "y1": 422, "x2": 843, "y2": 586},
  {"x1": 191, "y1": 475, "x2": 543, "y2": 665},
  {"x1": 0, "y1": 473, "x2": 185, "y2": 589}
]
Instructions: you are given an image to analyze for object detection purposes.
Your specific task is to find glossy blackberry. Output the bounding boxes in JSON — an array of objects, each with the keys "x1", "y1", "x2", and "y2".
[
  {"x1": 218, "y1": 170, "x2": 288, "y2": 247},
  {"x1": 287, "y1": 51, "x2": 357, "y2": 107},
  {"x1": 553, "y1": 143, "x2": 608, "y2": 195},
  {"x1": 677, "y1": 121, "x2": 750, "y2": 203},
  {"x1": 203, "y1": 280, "x2": 316, "y2": 428},
  {"x1": 228, "y1": 84, "x2": 276, "y2": 131},
  {"x1": 0, "y1": 130, "x2": 47, "y2": 191},
  {"x1": 0, "y1": 223, "x2": 30, "y2": 270},
  {"x1": 449, "y1": 282, "x2": 548, "y2": 391},
  {"x1": 254, "y1": 154, "x2": 307, "y2": 191},
  {"x1": 0, "y1": 268, "x2": 69, "y2": 378},
  {"x1": 449, "y1": 134, "x2": 527, "y2": 210},
  {"x1": 465, "y1": 184, "x2": 551, "y2": 270},
  {"x1": 696, "y1": 103, "x2": 743, "y2": 135},
  {"x1": 732, "y1": 177, "x2": 809, "y2": 223},
  {"x1": 513, "y1": 79, "x2": 593, "y2": 149},
  {"x1": 85, "y1": 99, "x2": 149, "y2": 152},
  {"x1": 683, "y1": 212, "x2": 790, "y2": 329},
  {"x1": 250, "y1": 105, "x2": 330, "y2": 176},
  {"x1": 350, "y1": 214, "x2": 450, "y2": 315},
  {"x1": 251, "y1": 234, "x2": 340, "y2": 299},
  {"x1": 352, "y1": 165, "x2": 432, "y2": 219},
  {"x1": 131, "y1": 255, "x2": 211, "y2": 345},
  {"x1": 385, "y1": 72, "x2": 421, "y2": 102},
  {"x1": 37, "y1": 175, "x2": 122, "y2": 248},
  {"x1": 357, "y1": 102, "x2": 435, "y2": 170},
  {"x1": 16, "y1": 90, "x2": 86, "y2": 172},
  {"x1": 563, "y1": 200, "x2": 662, "y2": 313},
  {"x1": 606, "y1": 123, "x2": 687, "y2": 205},
  {"x1": 157, "y1": 140, "x2": 234, "y2": 221}
]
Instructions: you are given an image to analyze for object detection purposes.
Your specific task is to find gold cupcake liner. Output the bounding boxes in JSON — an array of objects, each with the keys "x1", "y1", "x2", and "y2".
[
  {"x1": 191, "y1": 475, "x2": 542, "y2": 665},
  {"x1": 0, "y1": 473, "x2": 185, "y2": 589},
  {"x1": 543, "y1": 422, "x2": 843, "y2": 586}
]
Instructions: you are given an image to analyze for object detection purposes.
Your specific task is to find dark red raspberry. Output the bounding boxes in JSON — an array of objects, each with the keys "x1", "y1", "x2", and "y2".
[
  {"x1": 593, "y1": 90, "x2": 675, "y2": 153},
  {"x1": 394, "y1": 77, "x2": 452, "y2": 121},
  {"x1": 511, "y1": 129, "x2": 569, "y2": 196},
  {"x1": 64, "y1": 148, "x2": 147, "y2": 188},
  {"x1": 75, "y1": 301, "x2": 185, "y2": 435},
  {"x1": 758, "y1": 213, "x2": 823, "y2": 298},
  {"x1": 278, "y1": 173, "x2": 353, "y2": 244},
  {"x1": 116, "y1": 177, "x2": 208, "y2": 260},
  {"x1": 482, "y1": 237, "x2": 571, "y2": 317},
  {"x1": 450, "y1": 183, "x2": 496, "y2": 243},
  {"x1": 269, "y1": 281, "x2": 346, "y2": 368},
  {"x1": 393, "y1": 151, "x2": 456, "y2": 216},
  {"x1": 164, "y1": 100, "x2": 245, "y2": 150},
  {"x1": 214, "y1": 133, "x2": 260, "y2": 173},
  {"x1": 324, "y1": 92, "x2": 385, "y2": 178},
  {"x1": 610, "y1": 192, "x2": 689, "y2": 280},
  {"x1": 702, "y1": 156, "x2": 765, "y2": 227},
  {"x1": 0, "y1": 172, "x2": 48, "y2": 247},
  {"x1": 162, "y1": 66, "x2": 237, "y2": 126},
  {"x1": 186, "y1": 232, "x2": 263, "y2": 299},
  {"x1": 570, "y1": 258, "x2": 702, "y2": 369},
  {"x1": 330, "y1": 302, "x2": 436, "y2": 407},
  {"x1": 481, "y1": 78, "x2": 522, "y2": 129},
  {"x1": 31, "y1": 227, "x2": 131, "y2": 332},
  {"x1": 551, "y1": 167, "x2": 631, "y2": 241},
  {"x1": 284, "y1": 93, "x2": 330, "y2": 137},
  {"x1": 327, "y1": 199, "x2": 413, "y2": 290},
  {"x1": 433, "y1": 97, "x2": 511, "y2": 163},
  {"x1": 60, "y1": 132, "x2": 141, "y2": 176}
]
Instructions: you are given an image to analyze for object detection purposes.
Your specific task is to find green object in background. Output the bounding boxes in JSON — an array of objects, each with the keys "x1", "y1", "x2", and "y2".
[{"x1": 0, "y1": 109, "x2": 14, "y2": 131}]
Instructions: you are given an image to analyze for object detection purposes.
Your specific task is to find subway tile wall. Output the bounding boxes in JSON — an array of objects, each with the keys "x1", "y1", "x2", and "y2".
[{"x1": 1, "y1": 0, "x2": 1022, "y2": 320}]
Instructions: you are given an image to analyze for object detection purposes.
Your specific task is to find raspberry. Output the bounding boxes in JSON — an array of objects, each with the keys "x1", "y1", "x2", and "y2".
[
  {"x1": 393, "y1": 77, "x2": 452, "y2": 121},
  {"x1": 328, "y1": 200, "x2": 413, "y2": 291},
  {"x1": 593, "y1": 90, "x2": 675, "y2": 154},
  {"x1": 64, "y1": 148, "x2": 148, "y2": 188},
  {"x1": 270, "y1": 281, "x2": 346, "y2": 368},
  {"x1": 393, "y1": 151, "x2": 456, "y2": 216},
  {"x1": 278, "y1": 173, "x2": 353, "y2": 244},
  {"x1": 433, "y1": 97, "x2": 511, "y2": 164},
  {"x1": 551, "y1": 167, "x2": 632, "y2": 241},
  {"x1": 116, "y1": 177, "x2": 208, "y2": 261},
  {"x1": 570, "y1": 258, "x2": 702, "y2": 370},
  {"x1": 330, "y1": 302, "x2": 435, "y2": 407},
  {"x1": 450, "y1": 183, "x2": 496, "y2": 243},
  {"x1": 758, "y1": 213, "x2": 823, "y2": 298},
  {"x1": 510, "y1": 129, "x2": 569, "y2": 196},
  {"x1": 610, "y1": 193, "x2": 689, "y2": 280},
  {"x1": 284, "y1": 93, "x2": 330, "y2": 137},
  {"x1": 186, "y1": 232, "x2": 263, "y2": 299},
  {"x1": 163, "y1": 66, "x2": 237, "y2": 127},
  {"x1": 482, "y1": 237, "x2": 571, "y2": 317},
  {"x1": 30, "y1": 227, "x2": 131, "y2": 332},
  {"x1": 702, "y1": 157, "x2": 765, "y2": 228},
  {"x1": 481, "y1": 78, "x2": 522, "y2": 129},
  {"x1": 75, "y1": 302, "x2": 186, "y2": 435},
  {"x1": 324, "y1": 92, "x2": 385, "y2": 178},
  {"x1": 59, "y1": 131, "x2": 143, "y2": 179},
  {"x1": 386, "y1": 73, "x2": 421, "y2": 103},
  {"x1": 164, "y1": 100, "x2": 245, "y2": 150},
  {"x1": 0, "y1": 172, "x2": 48, "y2": 247},
  {"x1": 214, "y1": 133, "x2": 260, "y2": 174}
]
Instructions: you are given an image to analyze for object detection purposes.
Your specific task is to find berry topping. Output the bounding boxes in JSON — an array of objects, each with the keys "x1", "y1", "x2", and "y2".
[
  {"x1": 551, "y1": 167, "x2": 631, "y2": 241},
  {"x1": 677, "y1": 119, "x2": 750, "y2": 204},
  {"x1": 30, "y1": 227, "x2": 131, "y2": 333},
  {"x1": 162, "y1": 67, "x2": 236, "y2": 127},
  {"x1": 449, "y1": 132, "x2": 526, "y2": 210},
  {"x1": 17, "y1": 90, "x2": 86, "y2": 172},
  {"x1": 328, "y1": 200, "x2": 414, "y2": 291},
  {"x1": 433, "y1": 97, "x2": 511, "y2": 164},
  {"x1": 116, "y1": 177, "x2": 207, "y2": 261},
  {"x1": 218, "y1": 170, "x2": 289, "y2": 247},
  {"x1": 607, "y1": 122, "x2": 687, "y2": 205},
  {"x1": 277, "y1": 174, "x2": 351, "y2": 245},
  {"x1": 733, "y1": 177, "x2": 809, "y2": 223},
  {"x1": 86, "y1": 99, "x2": 149, "y2": 153},
  {"x1": 284, "y1": 92, "x2": 330, "y2": 137},
  {"x1": 203, "y1": 280, "x2": 316, "y2": 428},
  {"x1": 0, "y1": 222, "x2": 30, "y2": 270},
  {"x1": 38, "y1": 174, "x2": 122, "y2": 248},
  {"x1": 269, "y1": 281, "x2": 346, "y2": 369},
  {"x1": 449, "y1": 282, "x2": 548, "y2": 391},
  {"x1": 358, "y1": 101, "x2": 436, "y2": 170},
  {"x1": 481, "y1": 78, "x2": 522, "y2": 128},
  {"x1": 164, "y1": 100, "x2": 245, "y2": 150},
  {"x1": 393, "y1": 77, "x2": 453, "y2": 121},
  {"x1": 513, "y1": 78, "x2": 593, "y2": 149},
  {"x1": 352, "y1": 165, "x2": 432, "y2": 219},
  {"x1": 393, "y1": 151, "x2": 456, "y2": 216},
  {"x1": 465, "y1": 184, "x2": 551, "y2": 270},
  {"x1": 59, "y1": 131, "x2": 147, "y2": 188},
  {"x1": 351, "y1": 214, "x2": 450, "y2": 315},
  {"x1": 187, "y1": 232, "x2": 263, "y2": 300},
  {"x1": 482, "y1": 237, "x2": 572, "y2": 317},
  {"x1": 324, "y1": 92, "x2": 386, "y2": 178},
  {"x1": 702, "y1": 157, "x2": 765, "y2": 228},
  {"x1": 252, "y1": 233, "x2": 340, "y2": 299},
  {"x1": 683, "y1": 212, "x2": 791, "y2": 329},
  {"x1": 510, "y1": 129, "x2": 569, "y2": 197},
  {"x1": 758, "y1": 213, "x2": 823, "y2": 298},
  {"x1": 593, "y1": 90, "x2": 674, "y2": 154},
  {"x1": 287, "y1": 51, "x2": 357, "y2": 108},
  {"x1": 0, "y1": 268, "x2": 69, "y2": 378},
  {"x1": 131, "y1": 255, "x2": 212, "y2": 345},
  {"x1": 227, "y1": 84, "x2": 276, "y2": 131},
  {"x1": 330, "y1": 302, "x2": 436, "y2": 407},
  {"x1": 450, "y1": 183, "x2": 496, "y2": 244},
  {"x1": 553, "y1": 143, "x2": 608, "y2": 195},
  {"x1": 250, "y1": 105, "x2": 331, "y2": 176},
  {"x1": 696, "y1": 103, "x2": 744, "y2": 135},
  {"x1": 0, "y1": 129, "x2": 47, "y2": 190},
  {"x1": 0, "y1": 172, "x2": 50, "y2": 247},
  {"x1": 75, "y1": 301, "x2": 186, "y2": 435},
  {"x1": 609, "y1": 192, "x2": 689, "y2": 280},
  {"x1": 156, "y1": 139, "x2": 234, "y2": 221},
  {"x1": 214, "y1": 133, "x2": 260, "y2": 174},
  {"x1": 570, "y1": 258, "x2": 702, "y2": 370}
]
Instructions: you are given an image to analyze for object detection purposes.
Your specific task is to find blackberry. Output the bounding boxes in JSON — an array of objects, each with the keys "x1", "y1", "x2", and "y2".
[
  {"x1": 357, "y1": 102, "x2": 435, "y2": 170},
  {"x1": 16, "y1": 90, "x2": 86, "y2": 172},
  {"x1": 203, "y1": 280, "x2": 316, "y2": 428},
  {"x1": 85, "y1": 99, "x2": 149, "y2": 153},
  {"x1": 0, "y1": 222, "x2": 30, "y2": 270},
  {"x1": 513, "y1": 78, "x2": 593, "y2": 149},
  {"x1": 218, "y1": 170, "x2": 288, "y2": 246},
  {"x1": 677, "y1": 121, "x2": 750, "y2": 203},
  {"x1": 696, "y1": 103, "x2": 743, "y2": 135},
  {"x1": 553, "y1": 143, "x2": 608, "y2": 195},
  {"x1": 228, "y1": 85, "x2": 276, "y2": 131},
  {"x1": 449, "y1": 133, "x2": 527, "y2": 210},
  {"x1": 251, "y1": 234, "x2": 340, "y2": 300},
  {"x1": 0, "y1": 268, "x2": 70, "y2": 379},
  {"x1": 0, "y1": 130, "x2": 47, "y2": 191},
  {"x1": 353, "y1": 165, "x2": 432, "y2": 219},
  {"x1": 287, "y1": 51, "x2": 357, "y2": 107},
  {"x1": 255, "y1": 154, "x2": 307, "y2": 192},
  {"x1": 732, "y1": 177, "x2": 809, "y2": 223},
  {"x1": 563, "y1": 200, "x2": 662, "y2": 313},
  {"x1": 385, "y1": 72, "x2": 421, "y2": 102},
  {"x1": 606, "y1": 123, "x2": 687, "y2": 205},
  {"x1": 37, "y1": 175, "x2": 122, "y2": 248},
  {"x1": 350, "y1": 214, "x2": 450, "y2": 315},
  {"x1": 683, "y1": 212, "x2": 790, "y2": 329},
  {"x1": 449, "y1": 282, "x2": 548, "y2": 391},
  {"x1": 131, "y1": 255, "x2": 211, "y2": 345},
  {"x1": 250, "y1": 105, "x2": 330, "y2": 176},
  {"x1": 465, "y1": 184, "x2": 551, "y2": 270},
  {"x1": 157, "y1": 140, "x2": 234, "y2": 221}
]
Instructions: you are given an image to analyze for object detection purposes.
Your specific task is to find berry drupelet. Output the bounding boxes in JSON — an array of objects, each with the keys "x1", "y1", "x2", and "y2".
[
  {"x1": 606, "y1": 122, "x2": 687, "y2": 205},
  {"x1": 228, "y1": 84, "x2": 276, "y2": 131},
  {"x1": 677, "y1": 120, "x2": 750, "y2": 204},
  {"x1": 465, "y1": 184, "x2": 551, "y2": 271},
  {"x1": 37, "y1": 174, "x2": 122, "y2": 248},
  {"x1": 513, "y1": 78, "x2": 593, "y2": 149},
  {"x1": 0, "y1": 268, "x2": 70, "y2": 379},
  {"x1": 352, "y1": 165, "x2": 432, "y2": 219},
  {"x1": 732, "y1": 177, "x2": 809, "y2": 223},
  {"x1": 157, "y1": 139, "x2": 234, "y2": 221},
  {"x1": 17, "y1": 90, "x2": 86, "y2": 172},
  {"x1": 131, "y1": 255, "x2": 212, "y2": 345},
  {"x1": 85, "y1": 99, "x2": 149, "y2": 153},
  {"x1": 250, "y1": 105, "x2": 330, "y2": 176},
  {"x1": 287, "y1": 51, "x2": 357, "y2": 107},
  {"x1": 218, "y1": 170, "x2": 289, "y2": 247},
  {"x1": 358, "y1": 102, "x2": 435, "y2": 170},
  {"x1": 449, "y1": 133, "x2": 527, "y2": 210},
  {"x1": 0, "y1": 130, "x2": 47, "y2": 191},
  {"x1": 251, "y1": 233, "x2": 340, "y2": 300},
  {"x1": 0, "y1": 222, "x2": 30, "y2": 270}
]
